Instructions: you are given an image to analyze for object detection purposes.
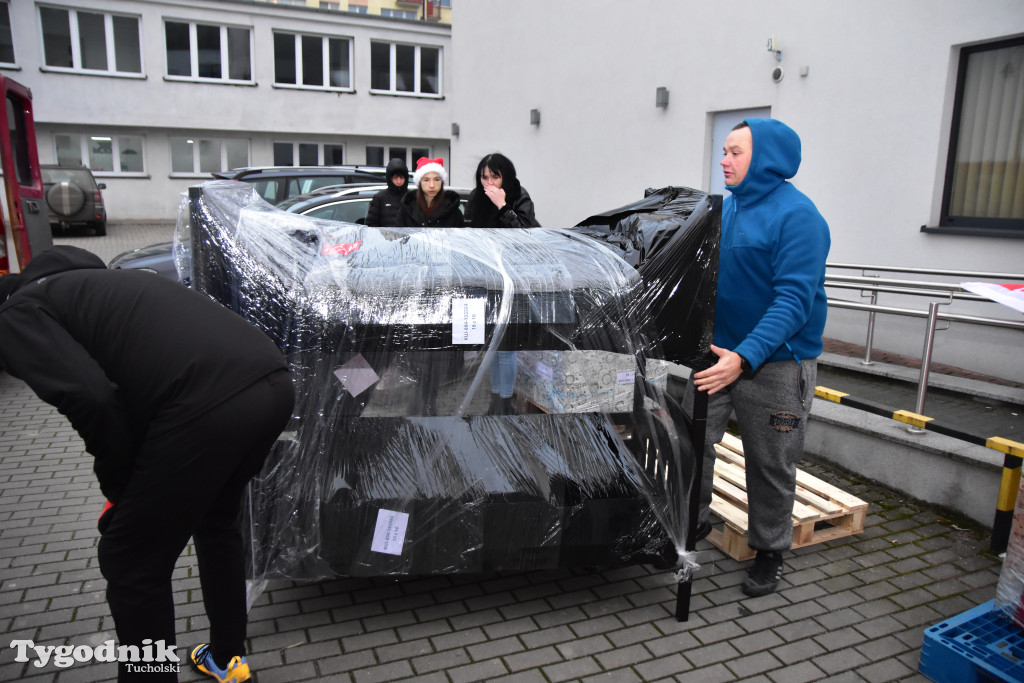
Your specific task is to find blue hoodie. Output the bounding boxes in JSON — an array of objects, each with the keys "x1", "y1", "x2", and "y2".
[{"x1": 716, "y1": 118, "x2": 830, "y2": 369}]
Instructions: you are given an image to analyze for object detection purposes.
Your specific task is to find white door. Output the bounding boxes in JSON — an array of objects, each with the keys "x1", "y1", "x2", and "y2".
[{"x1": 709, "y1": 107, "x2": 770, "y2": 197}]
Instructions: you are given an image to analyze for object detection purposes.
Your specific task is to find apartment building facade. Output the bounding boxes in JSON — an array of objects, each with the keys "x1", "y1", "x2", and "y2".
[
  {"x1": 258, "y1": 0, "x2": 453, "y2": 24},
  {"x1": 1, "y1": 0, "x2": 452, "y2": 219}
]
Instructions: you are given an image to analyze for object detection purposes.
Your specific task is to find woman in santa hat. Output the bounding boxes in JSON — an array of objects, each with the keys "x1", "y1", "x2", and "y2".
[{"x1": 394, "y1": 157, "x2": 466, "y2": 227}]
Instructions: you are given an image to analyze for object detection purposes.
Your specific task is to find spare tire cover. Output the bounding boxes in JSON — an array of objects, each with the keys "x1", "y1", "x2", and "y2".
[{"x1": 46, "y1": 181, "x2": 86, "y2": 217}]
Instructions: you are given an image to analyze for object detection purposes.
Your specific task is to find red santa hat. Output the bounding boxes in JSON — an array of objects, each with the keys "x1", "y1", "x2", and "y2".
[{"x1": 412, "y1": 157, "x2": 448, "y2": 187}]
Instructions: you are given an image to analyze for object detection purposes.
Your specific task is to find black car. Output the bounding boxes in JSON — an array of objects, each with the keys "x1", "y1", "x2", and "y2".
[
  {"x1": 41, "y1": 165, "x2": 107, "y2": 236},
  {"x1": 212, "y1": 166, "x2": 390, "y2": 205},
  {"x1": 277, "y1": 184, "x2": 471, "y2": 224},
  {"x1": 110, "y1": 184, "x2": 471, "y2": 280}
]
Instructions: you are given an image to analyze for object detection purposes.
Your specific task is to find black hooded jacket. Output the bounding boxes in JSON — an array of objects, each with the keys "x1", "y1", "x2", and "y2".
[
  {"x1": 0, "y1": 246, "x2": 288, "y2": 501},
  {"x1": 394, "y1": 188, "x2": 465, "y2": 227},
  {"x1": 365, "y1": 158, "x2": 410, "y2": 227},
  {"x1": 465, "y1": 186, "x2": 540, "y2": 229}
]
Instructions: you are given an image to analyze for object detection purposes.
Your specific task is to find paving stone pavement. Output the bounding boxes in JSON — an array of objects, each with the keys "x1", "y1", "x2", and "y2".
[{"x1": 0, "y1": 222, "x2": 1007, "y2": 681}]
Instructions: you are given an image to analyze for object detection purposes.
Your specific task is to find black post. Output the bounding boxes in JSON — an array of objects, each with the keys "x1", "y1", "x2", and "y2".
[
  {"x1": 991, "y1": 453, "x2": 1022, "y2": 554},
  {"x1": 676, "y1": 386, "x2": 709, "y2": 621}
]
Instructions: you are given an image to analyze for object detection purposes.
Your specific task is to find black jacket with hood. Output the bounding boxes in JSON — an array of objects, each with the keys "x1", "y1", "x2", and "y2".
[
  {"x1": 365, "y1": 158, "x2": 410, "y2": 227},
  {"x1": 465, "y1": 186, "x2": 540, "y2": 229},
  {"x1": 394, "y1": 188, "x2": 465, "y2": 227},
  {"x1": 0, "y1": 246, "x2": 288, "y2": 501}
]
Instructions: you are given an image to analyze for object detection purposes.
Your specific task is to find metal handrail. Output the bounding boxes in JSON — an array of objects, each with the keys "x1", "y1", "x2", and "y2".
[
  {"x1": 828, "y1": 263, "x2": 1024, "y2": 280},
  {"x1": 823, "y1": 263, "x2": 1024, "y2": 425},
  {"x1": 827, "y1": 282, "x2": 986, "y2": 301},
  {"x1": 827, "y1": 299, "x2": 1024, "y2": 331},
  {"x1": 828, "y1": 274, "x2": 995, "y2": 292}
]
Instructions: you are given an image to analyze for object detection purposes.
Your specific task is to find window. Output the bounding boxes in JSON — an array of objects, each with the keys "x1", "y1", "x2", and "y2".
[
  {"x1": 389, "y1": 147, "x2": 407, "y2": 165},
  {"x1": 273, "y1": 142, "x2": 343, "y2": 166},
  {"x1": 381, "y1": 9, "x2": 417, "y2": 19},
  {"x1": 370, "y1": 42, "x2": 441, "y2": 96},
  {"x1": 365, "y1": 146, "x2": 430, "y2": 167},
  {"x1": 55, "y1": 133, "x2": 145, "y2": 174},
  {"x1": 165, "y1": 21, "x2": 252, "y2": 82},
  {"x1": 170, "y1": 137, "x2": 249, "y2": 175},
  {"x1": 305, "y1": 198, "x2": 372, "y2": 223},
  {"x1": 325, "y1": 144, "x2": 344, "y2": 164},
  {"x1": 938, "y1": 37, "x2": 1024, "y2": 234},
  {"x1": 6, "y1": 96, "x2": 30, "y2": 185},
  {"x1": 349, "y1": 6, "x2": 368, "y2": 13},
  {"x1": 411, "y1": 147, "x2": 430, "y2": 164},
  {"x1": 0, "y1": 2, "x2": 14, "y2": 65},
  {"x1": 366, "y1": 146, "x2": 384, "y2": 166},
  {"x1": 40, "y1": 6, "x2": 141, "y2": 75},
  {"x1": 274, "y1": 32, "x2": 351, "y2": 90}
]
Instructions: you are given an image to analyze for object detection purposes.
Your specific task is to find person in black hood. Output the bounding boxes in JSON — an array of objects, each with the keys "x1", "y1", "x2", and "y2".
[
  {"x1": 0, "y1": 246, "x2": 294, "y2": 682},
  {"x1": 394, "y1": 157, "x2": 465, "y2": 227},
  {"x1": 365, "y1": 157, "x2": 409, "y2": 227}
]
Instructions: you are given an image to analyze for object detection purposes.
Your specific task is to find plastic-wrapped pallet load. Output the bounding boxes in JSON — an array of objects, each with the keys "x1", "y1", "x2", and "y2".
[
  {"x1": 996, "y1": 474, "x2": 1024, "y2": 626},
  {"x1": 175, "y1": 181, "x2": 720, "y2": 588}
]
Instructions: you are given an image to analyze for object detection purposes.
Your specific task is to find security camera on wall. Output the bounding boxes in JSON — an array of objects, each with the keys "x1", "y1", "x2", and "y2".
[{"x1": 772, "y1": 65, "x2": 784, "y2": 83}]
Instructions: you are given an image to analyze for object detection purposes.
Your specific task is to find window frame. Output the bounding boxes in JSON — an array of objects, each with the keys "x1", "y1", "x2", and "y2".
[
  {"x1": 163, "y1": 19, "x2": 254, "y2": 85},
  {"x1": 272, "y1": 30, "x2": 353, "y2": 93},
  {"x1": 168, "y1": 136, "x2": 250, "y2": 177},
  {"x1": 0, "y1": 1, "x2": 16, "y2": 68},
  {"x1": 931, "y1": 35, "x2": 1024, "y2": 238},
  {"x1": 272, "y1": 141, "x2": 346, "y2": 166},
  {"x1": 369, "y1": 41, "x2": 443, "y2": 98},
  {"x1": 380, "y1": 9, "x2": 417, "y2": 20},
  {"x1": 366, "y1": 145, "x2": 431, "y2": 167},
  {"x1": 38, "y1": 4, "x2": 144, "y2": 78},
  {"x1": 55, "y1": 133, "x2": 147, "y2": 177}
]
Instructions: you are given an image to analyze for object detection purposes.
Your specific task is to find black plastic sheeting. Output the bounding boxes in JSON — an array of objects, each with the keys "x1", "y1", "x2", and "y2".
[{"x1": 178, "y1": 181, "x2": 719, "y2": 589}]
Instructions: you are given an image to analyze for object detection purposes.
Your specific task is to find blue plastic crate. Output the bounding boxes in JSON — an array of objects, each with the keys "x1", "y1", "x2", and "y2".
[{"x1": 920, "y1": 600, "x2": 1024, "y2": 682}]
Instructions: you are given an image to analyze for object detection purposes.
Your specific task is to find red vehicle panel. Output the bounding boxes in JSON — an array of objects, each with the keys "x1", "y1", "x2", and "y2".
[{"x1": 0, "y1": 75, "x2": 50, "y2": 273}]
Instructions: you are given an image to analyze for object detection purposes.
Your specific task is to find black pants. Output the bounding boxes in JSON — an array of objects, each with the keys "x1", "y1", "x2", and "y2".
[{"x1": 97, "y1": 369, "x2": 294, "y2": 682}]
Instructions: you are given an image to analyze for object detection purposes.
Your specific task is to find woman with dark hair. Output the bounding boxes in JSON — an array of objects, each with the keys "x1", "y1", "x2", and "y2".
[
  {"x1": 464, "y1": 153, "x2": 540, "y2": 230},
  {"x1": 465, "y1": 153, "x2": 540, "y2": 415},
  {"x1": 394, "y1": 157, "x2": 465, "y2": 228}
]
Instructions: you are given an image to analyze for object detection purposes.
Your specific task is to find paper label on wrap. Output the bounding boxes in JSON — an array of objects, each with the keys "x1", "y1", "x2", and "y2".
[
  {"x1": 616, "y1": 370, "x2": 636, "y2": 385},
  {"x1": 452, "y1": 297, "x2": 486, "y2": 345},
  {"x1": 371, "y1": 509, "x2": 409, "y2": 556}
]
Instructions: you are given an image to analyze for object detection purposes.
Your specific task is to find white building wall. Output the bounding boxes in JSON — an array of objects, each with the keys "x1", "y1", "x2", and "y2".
[
  {"x1": 451, "y1": 0, "x2": 1024, "y2": 383},
  {"x1": 6, "y1": 0, "x2": 452, "y2": 220}
]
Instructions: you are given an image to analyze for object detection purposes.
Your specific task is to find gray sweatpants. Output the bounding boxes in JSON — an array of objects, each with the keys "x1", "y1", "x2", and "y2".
[{"x1": 685, "y1": 358, "x2": 816, "y2": 551}]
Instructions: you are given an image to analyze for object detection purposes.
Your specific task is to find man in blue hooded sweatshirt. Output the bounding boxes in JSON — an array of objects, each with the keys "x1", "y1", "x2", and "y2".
[{"x1": 691, "y1": 119, "x2": 830, "y2": 596}]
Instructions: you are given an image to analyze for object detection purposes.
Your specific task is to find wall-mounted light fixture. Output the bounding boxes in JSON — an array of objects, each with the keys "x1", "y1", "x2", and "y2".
[
  {"x1": 767, "y1": 34, "x2": 784, "y2": 83},
  {"x1": 655, "y1": 86, "x2": 669, "y2": 109},
  {"x1": 451, "y1": 122, "x2": 460, "y2": 137},
  {"x1": 530, "y1": 109, "x2": 541, "y2": 126}
]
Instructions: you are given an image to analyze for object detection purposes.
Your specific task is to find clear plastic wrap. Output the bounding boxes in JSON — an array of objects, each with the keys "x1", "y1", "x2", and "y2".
[
  {"x1": 996, "y1": 475, "x2": 1024, "y2": 627},
  {"x1": 176, "y1": 181, "x2": 720, "y2": 587}
]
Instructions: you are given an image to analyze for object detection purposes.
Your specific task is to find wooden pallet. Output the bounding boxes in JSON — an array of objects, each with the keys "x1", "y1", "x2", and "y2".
[{"x1": 707, "y1": 433, "x2": 868, "y2": 561}]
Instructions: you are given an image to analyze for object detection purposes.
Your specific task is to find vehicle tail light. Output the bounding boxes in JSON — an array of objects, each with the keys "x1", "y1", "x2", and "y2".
[{"x1": 94, "y1": 189, "x2": 103, "y2": 206}]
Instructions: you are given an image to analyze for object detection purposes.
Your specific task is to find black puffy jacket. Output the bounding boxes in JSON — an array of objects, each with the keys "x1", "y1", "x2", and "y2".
[
  {"x1": 0, "y1": 246, "x2": 288, "y2": 501},
  {"x1": 394, "y1": 189, "x2": 465, "y2": 227},
  {"x1": 465, "y1": 186, "x2": 540, "y2": 229},
  {"x1": 365, "y1": 158, "x2": 409, "y2": 227}
]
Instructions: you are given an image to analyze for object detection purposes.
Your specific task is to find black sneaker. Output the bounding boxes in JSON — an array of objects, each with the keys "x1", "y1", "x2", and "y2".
[{"x1": 741, "y1": 550, "x2": 784, "y2": 596}]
